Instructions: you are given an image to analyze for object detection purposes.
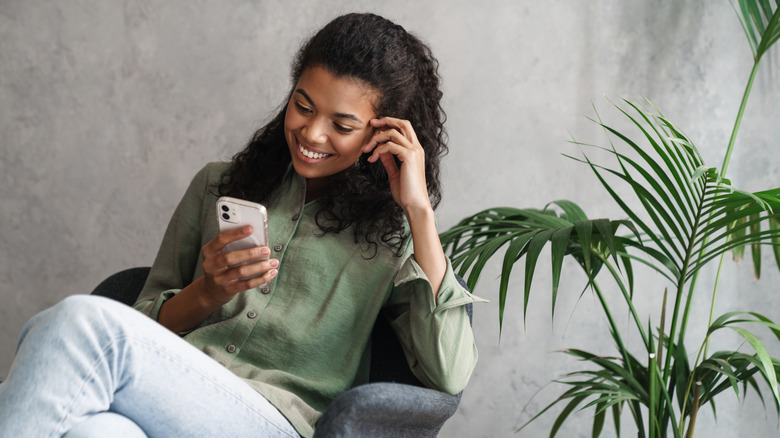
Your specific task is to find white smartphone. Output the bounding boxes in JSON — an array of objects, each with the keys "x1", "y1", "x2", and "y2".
[{"x1": 216, "y1": 196, "x2": 270, "y2": 280}]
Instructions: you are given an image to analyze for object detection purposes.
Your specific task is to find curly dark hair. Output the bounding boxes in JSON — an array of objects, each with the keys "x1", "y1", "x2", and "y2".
[{"x1": 218, "y1": 13, "x2": 448, "y2": 255}]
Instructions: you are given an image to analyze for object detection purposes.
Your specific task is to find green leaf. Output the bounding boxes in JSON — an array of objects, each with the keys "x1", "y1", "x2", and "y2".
[
  {"x1": 524, "y1": 230, "x2": 555, "y2": 321},
  {"x1": 750, "y1": 212, "x2": 762, "y2": 278},
  {"x1": 575, "y1": 220, "x2": 594, "y2": 277},
  {"x1": 550, "y1": 227, "x2": 573, "y2": 315},
  {"x1": 611, "y1": 403, "x2": 621, "y2": 437},
  {"x1": 550, "y1": 395, "x2": 588, "y2": 438},
  {"x1": 771, "y1": 216, "x2": 780, "y2": 270},
  {"x1": 592, "y1": 400, "x2": 606, "y2": 437},
  {"x1": 733, "y1": 0, "x2": 780, "y2": 59},
  {"x1": 729, "y1": 326, "x2": 780, "y2": 404},
  {"x1": 549, "y1": 199, "x2": 589, "y2": 222},
  {"x1": 500, "y1": 232, "x2": 533, "y2": 333}
]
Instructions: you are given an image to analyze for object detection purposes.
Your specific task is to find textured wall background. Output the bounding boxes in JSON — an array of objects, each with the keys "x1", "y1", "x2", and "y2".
[{"x1": 2, "y1": 1, "x2": 779, "y2": 436}]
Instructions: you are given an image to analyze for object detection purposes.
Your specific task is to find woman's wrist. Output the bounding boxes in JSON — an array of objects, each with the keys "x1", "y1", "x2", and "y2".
[
  {"x1": 158, "y1": 277, "x2": 223, "y2": 333},
  {"x1": 402, "y1": 200, "x2": 435, "y2": 224}
]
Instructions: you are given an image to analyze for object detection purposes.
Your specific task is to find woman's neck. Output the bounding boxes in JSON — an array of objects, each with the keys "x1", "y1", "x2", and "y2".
[{"x1": 304, "y1": 177, "x2": 330, "y2": 203}]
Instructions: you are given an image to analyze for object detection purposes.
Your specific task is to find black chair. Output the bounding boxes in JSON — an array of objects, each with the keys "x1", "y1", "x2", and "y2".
[{"x1": 91, "y1": 268, "x2": 472, "y2": 437}]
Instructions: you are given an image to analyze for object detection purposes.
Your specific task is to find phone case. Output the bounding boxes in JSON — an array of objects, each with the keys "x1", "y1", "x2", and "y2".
[{"x1": 216, "y1": 196, "x2": 270, "y2": 280}]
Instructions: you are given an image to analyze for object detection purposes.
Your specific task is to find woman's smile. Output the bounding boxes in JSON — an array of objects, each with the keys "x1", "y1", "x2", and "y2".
[{"x1": 296, "y1": 139, "x2": 332, "y2": 161}]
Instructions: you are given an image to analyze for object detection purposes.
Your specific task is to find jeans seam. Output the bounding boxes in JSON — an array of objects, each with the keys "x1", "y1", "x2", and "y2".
[{"x1": 55, "y1": 337, "x2": 124, "y2": 438}]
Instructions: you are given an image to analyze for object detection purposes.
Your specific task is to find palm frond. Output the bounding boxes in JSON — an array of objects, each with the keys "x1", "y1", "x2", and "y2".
[
  {"x1": 440, "y1": 202, "x2": 635, "y2": 333},
  {"x1": 732, "y1": 0, "x2": 780, "y2": 60},
  {"x1": 568, "y1": 99, "x2": 780, "y2": 299}
]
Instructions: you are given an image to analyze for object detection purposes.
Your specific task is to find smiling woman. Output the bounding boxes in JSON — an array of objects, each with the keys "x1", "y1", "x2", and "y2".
[
  {"x1": 284, "y1": 66, "x2": 379, "y2": 197},
  {"x1": 0, "y1": 12, "x2": 484, "y2": 438}
]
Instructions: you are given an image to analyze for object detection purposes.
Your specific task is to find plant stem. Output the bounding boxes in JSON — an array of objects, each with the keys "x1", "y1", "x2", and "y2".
[
  {"x1": 590, "y1": 280, "x2": 646, "y2": 438},
  {"x1": 720, "y1": 60, "x2": 761, "y2": 177},
  {"x1": 678, "y1": 56, "x2": 763, "y2": 348},
  {"x1": 684, "y1": 382, "x2": 702, "y2": 438},
  {"x1": 649, "y1": 353, "x2": 657, "y2": 438},
  {"x1": 602, "y1": 257, "x2": 649, "y2": 347},
  {"x1": 665, "y1": 190, "x2": 707, "y2": 380},
  {"x1": 678, "y1": 325, "x2": 713, "y2": 435},
  {"x1": 658, "y1": 288, "x2": 668, "y2": 374},
  {"x1": 678, "y1": 254, "x2": 726, "y2": 435},
  {"x1": 703, "y1": 254, "x2": 726, "y2": 359}
]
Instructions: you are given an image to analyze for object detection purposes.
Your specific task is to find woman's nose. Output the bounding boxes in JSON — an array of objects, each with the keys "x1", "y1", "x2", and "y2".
[{"x1": 301, "y1": 118, "x2": 327, "y2": 144}]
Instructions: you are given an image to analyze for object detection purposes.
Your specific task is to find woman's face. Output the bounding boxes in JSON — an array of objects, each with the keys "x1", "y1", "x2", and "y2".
[{"x1": 284, "y1": 66, "x2": 379, "y2": 185}]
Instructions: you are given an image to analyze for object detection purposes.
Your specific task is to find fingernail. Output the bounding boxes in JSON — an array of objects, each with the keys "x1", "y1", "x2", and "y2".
[
  {"x1": 269, "y1": 259, "x2": 279, "y2": 267},
  {"x1": 260, "y1": 247, "x2": 271, "y2": 256},
  {"x1": 243, "y1": 226, "x2": 252, "y2": 234},
  {"x1": 269, "y1": 269, "x2": 278, "y2": 277}
]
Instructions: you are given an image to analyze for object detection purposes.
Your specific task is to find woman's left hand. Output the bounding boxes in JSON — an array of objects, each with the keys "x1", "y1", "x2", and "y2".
[{"x1": 362, "y1": 117, "x2": 431, "y2": 213}]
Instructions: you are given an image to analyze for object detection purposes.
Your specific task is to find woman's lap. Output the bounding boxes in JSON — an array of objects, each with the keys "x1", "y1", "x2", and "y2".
[{"x1": 0, "y1": 295, "x2": 299, "y2": 438}]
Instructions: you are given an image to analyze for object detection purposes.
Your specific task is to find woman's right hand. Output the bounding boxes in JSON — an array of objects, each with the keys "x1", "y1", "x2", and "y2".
[
  {"x1": 158, "y1": 226, "x2": 279, "y2": 333},
  {"x1": 199, "y1": 226, "x2": 279, "y2": 306}
]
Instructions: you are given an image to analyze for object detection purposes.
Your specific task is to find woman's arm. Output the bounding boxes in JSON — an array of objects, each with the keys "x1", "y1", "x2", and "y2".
[
  {"x1": 133, "y1": 163, "x2": 279, "y2": 333},
  {"x1": 157, "y1": 227, "x2": 279, "y2": 333},
  {"x1": 362, "y1": 117, "x2": 447, "y2": 299},
  {"x1": 402, "y1": 205, "x2": 446, "y2": 301}
]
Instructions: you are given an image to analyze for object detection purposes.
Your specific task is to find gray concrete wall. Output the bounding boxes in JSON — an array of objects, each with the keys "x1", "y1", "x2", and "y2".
[{"x1": 2, "y1": 1, "x2": 779, "y2": 436}]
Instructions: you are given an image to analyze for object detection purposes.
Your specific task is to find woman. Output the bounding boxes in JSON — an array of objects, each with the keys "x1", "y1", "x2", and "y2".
[{"x1": 0, "y1": 12, "x2": 482, "y2": 438}]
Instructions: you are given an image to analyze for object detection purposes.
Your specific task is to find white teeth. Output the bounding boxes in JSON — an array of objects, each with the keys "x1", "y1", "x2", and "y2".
[{"x1": 299, "y1": 143, "x2": 330, "y2": 159}]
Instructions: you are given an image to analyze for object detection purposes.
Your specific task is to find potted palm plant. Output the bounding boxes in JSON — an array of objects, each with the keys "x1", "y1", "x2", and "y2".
[{"x1": 440, "y1": 2, "x2": 780, "y2": 437}]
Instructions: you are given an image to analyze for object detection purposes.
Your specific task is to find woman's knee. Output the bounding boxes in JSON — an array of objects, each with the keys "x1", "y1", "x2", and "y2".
[
  {"x1": 50, "y1": 294, "x2": 129, "y2": 321},
  {"x1": 22, "y1": 295, "x2": 131, "y2": 343}
]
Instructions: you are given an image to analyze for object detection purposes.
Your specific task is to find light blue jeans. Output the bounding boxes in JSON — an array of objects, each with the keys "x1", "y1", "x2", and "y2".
[{"x1": 0, "y1": 295, "x2": 300, "y2": 438}]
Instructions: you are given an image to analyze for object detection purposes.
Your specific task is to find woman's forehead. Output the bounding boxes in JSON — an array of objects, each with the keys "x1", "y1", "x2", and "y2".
[{"x1": 295, "y1": 66, "x2": 379, "y2": 117}]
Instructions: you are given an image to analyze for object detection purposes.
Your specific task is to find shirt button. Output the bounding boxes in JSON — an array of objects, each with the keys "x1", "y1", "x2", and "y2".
[
  {"x1": 273, "y1": 243, "x2": 284, "y2": 252},
  {"x1": 226, "y1": 344, "x2": 236, "y2": 353},
  {"x1": 260, "y1": 286, "x2": 270, "y2": 294},
  {"x1": 247, "y1": 310, "x2": 257, "y2": 319},
  {"x1": 291, "y1": 214, "x2": 300, "y2": 221}
]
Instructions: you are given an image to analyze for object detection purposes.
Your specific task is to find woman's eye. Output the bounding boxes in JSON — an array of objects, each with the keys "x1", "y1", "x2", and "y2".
[
  {"x1": 294, "y1": 102, "x2": 312, "y2": 114},
  {"x1": 334, "y1": 124, "x2": 353, "y2": 133}
]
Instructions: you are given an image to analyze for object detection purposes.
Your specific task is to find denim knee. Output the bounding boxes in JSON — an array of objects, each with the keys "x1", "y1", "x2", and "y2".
[{"x1": 55, "y1": 294, "x2": 118, "y2": 316}]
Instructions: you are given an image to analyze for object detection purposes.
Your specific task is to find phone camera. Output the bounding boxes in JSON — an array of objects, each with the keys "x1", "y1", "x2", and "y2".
[
  {"x1": 221, "y1": 205, "x2": 229, "y2": 212},
  {"x1": 222, "y1": 213, "x2": 230, "y2": 220}
]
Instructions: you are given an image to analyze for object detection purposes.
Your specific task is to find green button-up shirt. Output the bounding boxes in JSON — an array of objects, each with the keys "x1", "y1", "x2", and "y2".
[{"x1": 134, "y1": 162, "x2": 483, "y2": 437}]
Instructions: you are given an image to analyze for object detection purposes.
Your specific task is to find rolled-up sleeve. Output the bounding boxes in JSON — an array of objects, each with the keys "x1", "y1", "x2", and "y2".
[
  {"x1": 133, "y1": 163, "x2": 219, "y2": 320},
  {"x1": 384, "y1": 254, "x2": 488, "y2": 395}
]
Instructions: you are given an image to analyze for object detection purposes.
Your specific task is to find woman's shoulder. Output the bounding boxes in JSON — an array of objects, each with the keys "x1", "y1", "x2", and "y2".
[{"x1": 193, "y1": 161, "x2": 231, "y2": 185}]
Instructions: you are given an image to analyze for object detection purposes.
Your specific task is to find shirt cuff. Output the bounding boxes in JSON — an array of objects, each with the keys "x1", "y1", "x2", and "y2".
[
  {"x1": 394, "y1": 256, "x2": 489, "y2": 314},
  {"x1": 133, "y1": 289, "x2": 179, "y2": 321}
]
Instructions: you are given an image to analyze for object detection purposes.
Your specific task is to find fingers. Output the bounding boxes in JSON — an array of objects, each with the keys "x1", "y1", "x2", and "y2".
[
  {"x1": 202, "y1": 226, "x2": 253, "y2": 258},
  {"x1": 202, "y1": 248, "x2": 280, "y2": 299},
  {"x1": 233, "y1": 265, "x2": 279, "y2": 291},
  {"x1": 209, "y1": 244, "x2": 277, "y2": 280},
  {"x1": 363, "y1": 132, "x2": 411, "y2": 163},
  {"x1": 200, "y1": 227, "x2": 281, "y2": 301},
  {"x1": 222, "y1": 245, "x2": 270, "y2": 268},
  {"x1": 369, "y1": 117, "x2": 419, "y2": 143},
  {"x1": 222, "y1": 257, "x2": 279, "y2": 293},
  {"x1": 362, "y1": 117, "x2": 423, "y2": 164}
]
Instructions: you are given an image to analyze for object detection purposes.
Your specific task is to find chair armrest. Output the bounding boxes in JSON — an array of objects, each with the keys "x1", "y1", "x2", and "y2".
[{"x1": 313, "y1": 382, "x2": 461, "y2": 438}]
